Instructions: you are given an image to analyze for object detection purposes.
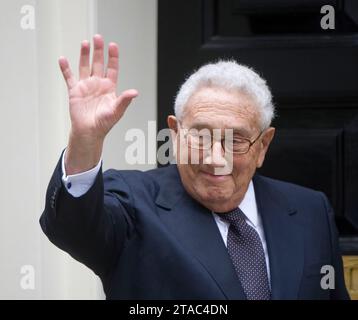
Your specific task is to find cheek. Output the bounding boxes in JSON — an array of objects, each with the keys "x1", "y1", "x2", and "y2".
[
  {"x1": 232, "y1": 154, "x2": 258, "y2": 177},
  {"x1": 176, "y1": 139, "x2": 188, "y2": 163},
  {"x1": 179, "y1": 142, "x2": 206, "y2": 165}
]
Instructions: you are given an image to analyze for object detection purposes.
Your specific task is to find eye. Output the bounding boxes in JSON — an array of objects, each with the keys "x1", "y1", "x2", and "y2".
[{"x1": 232, "y1": 137, "x2": 247, "y2": 144}]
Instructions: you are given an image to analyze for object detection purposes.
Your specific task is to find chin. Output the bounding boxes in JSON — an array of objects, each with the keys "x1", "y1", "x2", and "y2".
[{"x1": 196, "y1": 186, "x2": 233, "y2": 206}]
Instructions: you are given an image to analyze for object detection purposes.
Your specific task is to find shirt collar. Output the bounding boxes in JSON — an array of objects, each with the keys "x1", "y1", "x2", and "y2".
[{"x1": 238, "y1": 180, "x2": 259, "y2": 228}]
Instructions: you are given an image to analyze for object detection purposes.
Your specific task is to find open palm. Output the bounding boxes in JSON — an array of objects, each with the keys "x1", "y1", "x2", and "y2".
[{"x1": 59, "y1": 34, "x2": 138, "y2": 140}]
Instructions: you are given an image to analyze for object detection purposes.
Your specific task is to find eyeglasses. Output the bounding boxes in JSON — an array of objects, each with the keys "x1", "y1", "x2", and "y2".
[{"x1": 180, "y1": 126, "x2": 264, "y2": 154}]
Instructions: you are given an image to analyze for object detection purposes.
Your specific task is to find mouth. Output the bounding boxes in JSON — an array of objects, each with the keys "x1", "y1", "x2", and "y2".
[{"x1": 199, "y1": 170, "x2": 231, "y2": 181}]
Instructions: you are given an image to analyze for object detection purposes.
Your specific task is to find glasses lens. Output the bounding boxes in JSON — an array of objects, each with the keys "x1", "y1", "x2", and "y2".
[{"x1": 224, "y1": 139, "x2": 249, "y2": 154}]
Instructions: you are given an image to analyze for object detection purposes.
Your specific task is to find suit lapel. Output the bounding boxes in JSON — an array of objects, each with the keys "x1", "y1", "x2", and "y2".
[
  {"x1": 155, "y1": 165, "x2": 246, "y2": 299},
  {"x1": 253, "y1": 174, "x2": 304, "y2": 299}
]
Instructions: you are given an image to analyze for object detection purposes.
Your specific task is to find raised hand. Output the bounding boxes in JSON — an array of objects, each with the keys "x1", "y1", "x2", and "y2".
[{"x1": 60, "y1": 35, "x2": 138, "y2": 174}]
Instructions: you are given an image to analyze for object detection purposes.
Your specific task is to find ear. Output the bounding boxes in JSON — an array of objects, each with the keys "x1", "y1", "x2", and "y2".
[
  {"x1": 256, "y1": 127, "x2": 275, "y2": 168},
  {"x1": 167, "y1": 115, "x2": 178, "y2": 133},
  {"x1": 167, "y1": 115, "x2": 179, "y2": 144},
  {"x1": 167, "y1": 115, "x2": 180, "y2": 159}
]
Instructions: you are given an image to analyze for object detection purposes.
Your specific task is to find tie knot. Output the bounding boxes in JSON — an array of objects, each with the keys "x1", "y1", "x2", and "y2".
[{"x1": 217, "y1": 207, "x2": 246, "y2": 225}]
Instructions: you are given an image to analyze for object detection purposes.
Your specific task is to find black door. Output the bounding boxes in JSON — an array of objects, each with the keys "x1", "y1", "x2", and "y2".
[{"x1": 158, "y1": 0, "x2": 358, "y2": 252}]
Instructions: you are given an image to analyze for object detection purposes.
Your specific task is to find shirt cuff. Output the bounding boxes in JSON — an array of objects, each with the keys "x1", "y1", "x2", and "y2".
[{"x1": 61, "y1": 149, "x2": 102, "y2": 197}]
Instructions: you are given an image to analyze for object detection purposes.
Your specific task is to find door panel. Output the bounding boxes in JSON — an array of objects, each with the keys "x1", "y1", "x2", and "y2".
[{"x1": 158, "y1": 0, "x2": 358, "y2": 250}]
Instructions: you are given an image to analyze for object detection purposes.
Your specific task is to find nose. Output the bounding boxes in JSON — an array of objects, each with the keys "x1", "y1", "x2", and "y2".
[{"x1": 204, "y1": 140, "x2": 227, "y2": 167}]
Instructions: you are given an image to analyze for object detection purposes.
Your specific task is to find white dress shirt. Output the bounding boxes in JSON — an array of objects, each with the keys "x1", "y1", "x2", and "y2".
[
  {"x1": 61, "y1": 149, "x2": 102, "y2": 197},
  {"x1": 61, "y1": 151, "x2": 270, "y2": 284}
]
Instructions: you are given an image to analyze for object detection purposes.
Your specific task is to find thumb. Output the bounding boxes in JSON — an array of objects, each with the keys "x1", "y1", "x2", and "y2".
[{"x1": 113, "y1": 89, "x2": 139, "y2": 120}]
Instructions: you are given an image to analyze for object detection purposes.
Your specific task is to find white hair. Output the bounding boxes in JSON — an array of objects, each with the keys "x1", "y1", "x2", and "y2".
[{"x1": 174, "y1": 60, "x2": 275, "y2": 130}]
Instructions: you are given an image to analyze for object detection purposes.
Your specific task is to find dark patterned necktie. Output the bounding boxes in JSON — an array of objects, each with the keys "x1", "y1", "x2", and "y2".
[{"x1": 218, "y1": 207, "x2": 271, "y2": 300}]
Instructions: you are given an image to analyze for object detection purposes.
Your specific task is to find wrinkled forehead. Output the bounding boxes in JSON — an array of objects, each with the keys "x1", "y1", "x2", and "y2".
[{"x1": 181, "y1": 87, "x2": 261, "y2": 135}]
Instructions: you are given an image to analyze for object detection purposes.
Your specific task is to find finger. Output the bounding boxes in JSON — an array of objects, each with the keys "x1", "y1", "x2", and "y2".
[
  {"x1": 58, "y1": 56, "x2": 77, "y2": 89},
  {"x1": 91, "y1": 34, "x2": 104, "y2": 77},
  {"x1": 79, "y1": 40, "x2": 90, "y2": 79},
  {"x1": 106, "y1": 42, "x2": 119, "y2": 83},
  {"x1": 113, "y1": 89, "x2": 139, "y2": 119}
]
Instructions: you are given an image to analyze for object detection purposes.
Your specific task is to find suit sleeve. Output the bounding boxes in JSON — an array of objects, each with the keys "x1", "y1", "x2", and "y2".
[
  {"x1": 320, "y1": 192, "x2": 350, "y2": 300},
  {"x1": 39, "y1": 153, "x2": 135, "y2": 279}
]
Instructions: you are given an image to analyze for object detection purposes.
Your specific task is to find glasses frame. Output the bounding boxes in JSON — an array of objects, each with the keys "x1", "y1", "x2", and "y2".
[{"x1": 179, "y1": 123, "x2": 265, "y2": 155}]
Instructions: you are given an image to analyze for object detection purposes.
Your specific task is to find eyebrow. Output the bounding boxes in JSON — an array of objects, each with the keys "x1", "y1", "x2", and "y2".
[{"x1": 189, "y1": 123, "x2": 252, "y2": 137}]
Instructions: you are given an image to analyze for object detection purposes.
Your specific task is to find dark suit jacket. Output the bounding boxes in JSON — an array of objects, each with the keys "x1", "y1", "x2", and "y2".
[{"x1": 40, "y1": 155, "x2": 350, "y2": 299}]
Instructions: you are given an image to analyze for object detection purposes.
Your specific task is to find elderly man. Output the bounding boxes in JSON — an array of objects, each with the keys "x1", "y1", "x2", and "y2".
[{"x1": 40, "y1": 35, "x2": 349, "y2": 300}]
